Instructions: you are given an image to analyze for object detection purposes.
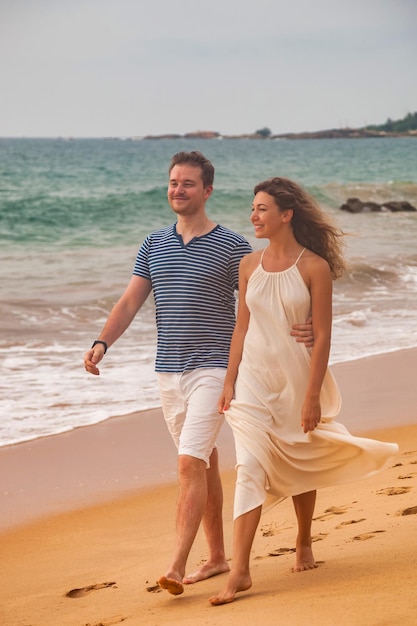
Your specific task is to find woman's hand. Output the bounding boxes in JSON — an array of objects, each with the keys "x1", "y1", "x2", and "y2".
[
  {"x1": 218, "y1": 384, "x2": 234, "y2": 414},
  {"x1": 301, "y1": 395, "x2": 321, "y2": 433}
]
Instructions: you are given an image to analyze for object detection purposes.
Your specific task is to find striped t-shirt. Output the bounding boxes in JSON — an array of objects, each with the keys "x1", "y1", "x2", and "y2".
[{"x1": 133, "y1": 223, "x2": 252, "y2": 373}]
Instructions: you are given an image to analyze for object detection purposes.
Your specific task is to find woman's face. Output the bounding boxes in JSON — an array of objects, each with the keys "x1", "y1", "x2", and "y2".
[{"x1": 251, "y1": 191, "x2": 288, "y2": 239}]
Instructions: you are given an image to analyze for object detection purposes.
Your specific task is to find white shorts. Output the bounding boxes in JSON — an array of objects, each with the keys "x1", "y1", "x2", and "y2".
[{"x1": 157, "y1": 368, "x2": 226, "y2": 467}]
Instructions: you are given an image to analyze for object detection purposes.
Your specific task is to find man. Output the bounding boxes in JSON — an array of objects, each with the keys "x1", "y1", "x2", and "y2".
[{"x1": 84, "y1": 151, "x2": 313, "y2": 596}]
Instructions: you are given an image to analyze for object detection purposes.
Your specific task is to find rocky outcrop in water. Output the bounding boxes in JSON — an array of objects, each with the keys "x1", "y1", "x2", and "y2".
[{"x1": 340, "y1": 198, "x2": 416, "y2": 213}]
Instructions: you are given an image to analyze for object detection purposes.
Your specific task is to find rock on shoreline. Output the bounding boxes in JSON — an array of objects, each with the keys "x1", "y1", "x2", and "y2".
[{"x1": 340, "y1": 198, "x2": 417, "y2": 213}]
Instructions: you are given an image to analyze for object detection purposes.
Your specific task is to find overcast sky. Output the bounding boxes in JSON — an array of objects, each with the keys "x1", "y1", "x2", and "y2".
[{"x1": 1, "y1": 0, "x2": 416, "y2": 137}]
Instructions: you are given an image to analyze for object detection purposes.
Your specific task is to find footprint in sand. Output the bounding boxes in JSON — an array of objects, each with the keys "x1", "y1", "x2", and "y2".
[
  {"x1": 402, "y1": 453, "x2": 417, "y2": 465},
  {"x1": 87, "y1": 618, "x2": 126, "y2": 626},
  {"x1": 376, "y1": 486, "x2": 412, "y2": 496},
  {"x1": 265, "y1": 534, "x2": 328, "y2": 558},
  {"x1": 65, "y1": 581, "x2": 116, "y2": 598},
  {"x1": 312, "y1": 533, "x2": 329, "y2": 542},
  {"x1": 266, "y1": 547, "x2": 296, "y2": 558},
  {"x1": 393, "y1": 454, "x2": 417, "y2": 468},
  {"x1": 260, "y1": 522, "x2": 280, "y2": 537},
  {"x1": 336, "y1": 518, "x2": 366, "y2": 529},
  {"x1": 313, "y1": 505, "x2": 350, "y2": 521},
  {"x1": 396, "y1": 505, "x2": 417, "y2": 516},
  {"x1": 352, "y1": 530, "x2": 386, "y2": 541}
]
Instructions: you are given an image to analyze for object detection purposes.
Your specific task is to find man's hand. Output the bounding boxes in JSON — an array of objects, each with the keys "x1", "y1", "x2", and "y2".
[
  {"x1": 84, "y1": 346, "x2": 105, "y2": 375},
  {"x1": 291, "y1": 316, "x2": 314, "y2": 347}
]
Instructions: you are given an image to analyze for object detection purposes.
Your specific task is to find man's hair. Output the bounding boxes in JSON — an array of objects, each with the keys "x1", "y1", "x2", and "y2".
[{"x1": 169, "y1": 151, "x2": 215, "y2": 188}]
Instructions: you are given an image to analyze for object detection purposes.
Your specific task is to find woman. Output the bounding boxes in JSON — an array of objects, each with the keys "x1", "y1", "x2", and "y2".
[{"x1": 209, "y1": 177, "x2": 398, "y2": 605}]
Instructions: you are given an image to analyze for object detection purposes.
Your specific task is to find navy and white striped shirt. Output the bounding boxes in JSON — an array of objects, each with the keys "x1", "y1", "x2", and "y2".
[{"x1": 133, "y1": 224, "x2": 252, "y2": 373}]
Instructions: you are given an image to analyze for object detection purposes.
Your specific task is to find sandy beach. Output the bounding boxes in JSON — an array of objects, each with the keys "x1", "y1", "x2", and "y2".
[{"x1": 1, "y1": 348, "x2": 416, "y2": 626}]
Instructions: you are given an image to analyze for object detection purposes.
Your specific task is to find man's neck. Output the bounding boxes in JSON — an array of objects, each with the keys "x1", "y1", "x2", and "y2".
[{"x1": 176, "y1": 216, "x2": 214, "y2": 245}]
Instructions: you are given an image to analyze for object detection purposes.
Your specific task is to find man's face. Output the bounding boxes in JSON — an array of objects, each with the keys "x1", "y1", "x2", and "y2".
[{"x1": 167, "y1": 164, "x2": 212, "y2": 216}]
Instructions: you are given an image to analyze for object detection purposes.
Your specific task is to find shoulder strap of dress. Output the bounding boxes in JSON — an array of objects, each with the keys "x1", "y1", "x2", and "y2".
[
  {"x1": 295, "y1": 247, "x2": 306, "y2": 265},
  {"x1": 260, "y1": 247, "x2": 268, "y2": 264}
]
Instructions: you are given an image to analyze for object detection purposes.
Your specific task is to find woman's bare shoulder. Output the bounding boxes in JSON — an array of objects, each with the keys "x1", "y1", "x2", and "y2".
[
  {"x1": 298, "y1": 249, "x2": 331, "y2": 282},
  {"x1": 241, "y1": 249, "x2": 262, "y2": 272},
  {"x1": 301, "y1": 249, "x2": 329, "y2": 268}
]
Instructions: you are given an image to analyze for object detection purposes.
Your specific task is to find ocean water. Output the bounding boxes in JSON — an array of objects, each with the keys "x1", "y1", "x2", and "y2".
[{"x1": 1, "y1": 137, "x2": 417, "y2": 446}]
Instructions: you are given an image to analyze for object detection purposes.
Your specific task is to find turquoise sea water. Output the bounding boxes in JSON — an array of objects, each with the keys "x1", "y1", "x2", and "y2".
[{"x1": 1, "y1": 137, "x2": 417, "y2": 446}]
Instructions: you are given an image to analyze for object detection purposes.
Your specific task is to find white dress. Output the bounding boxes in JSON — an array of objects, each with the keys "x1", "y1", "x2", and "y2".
[{"x1": 226, "y1": 250, "x2": 399, "y2": 519}]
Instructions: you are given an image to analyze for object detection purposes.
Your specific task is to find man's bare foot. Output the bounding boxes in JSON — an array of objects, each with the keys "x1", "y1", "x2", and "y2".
[
  {"x1": 158, "y1": 576, "x2": 184, "y2": 595},
  {"x1": 183, "y1": 560, "x2": 230, "y2": 584},
  {"x1": 209, "y1": 572, "x2": 252, "y2": 606},
  {"x1": 292, "y1": 544, "x2": 317, "y2": 572}
]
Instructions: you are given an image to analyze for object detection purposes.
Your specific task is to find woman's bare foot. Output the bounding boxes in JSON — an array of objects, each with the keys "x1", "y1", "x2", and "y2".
[
  {"x1": 292, "y1": 544, "x2": 317, "y2": 572},
  {"x1": 209, "y1": 571, "x2": 252, "y2": 606},
  {"x1": 183, "y1": 560, "x2": 230, "y2": 584}
]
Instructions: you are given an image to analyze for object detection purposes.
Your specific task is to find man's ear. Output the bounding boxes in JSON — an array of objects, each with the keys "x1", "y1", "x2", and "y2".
[{"x1": 204, "y1": 185, "x2": 214, "y2": 200}]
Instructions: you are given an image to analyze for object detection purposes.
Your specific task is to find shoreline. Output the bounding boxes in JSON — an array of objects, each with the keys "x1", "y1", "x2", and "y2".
[
  {"x1": 2, "y1": 344, "x2": 416, "y2": 451},
  {"x1": 1, "y1": 347, "x2": 417, "y2": 625},
  {"x1": 0, "y1": 347, "x2": 415, "y2": 534}
]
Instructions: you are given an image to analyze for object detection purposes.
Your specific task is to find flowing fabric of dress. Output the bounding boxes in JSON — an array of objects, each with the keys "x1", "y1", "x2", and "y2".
[{"x1": 226, "y1": 250, "x2": 399, "y2": 519}]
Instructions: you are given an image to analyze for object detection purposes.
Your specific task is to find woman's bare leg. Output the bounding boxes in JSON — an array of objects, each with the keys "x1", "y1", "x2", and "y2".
[
  {"x1": 209, "y1": 505, "x2": 262, "y2": 605},
  {"x1": 292, "y1": 490, "x2": 318, "y2": 572}
]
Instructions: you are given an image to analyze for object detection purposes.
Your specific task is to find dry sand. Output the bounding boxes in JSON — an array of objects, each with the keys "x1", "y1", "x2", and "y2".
[{"x1": 1, "y1": 348, "x2": 416, "y2": 626}]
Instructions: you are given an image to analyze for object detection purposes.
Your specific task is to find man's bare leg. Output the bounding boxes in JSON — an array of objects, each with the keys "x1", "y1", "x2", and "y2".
[
  {"x1": 209, "y1": 505, "x2": 262, "y2": 605},
  {"x1": 292, "y1": 490, "x2": 318, "y2": 572},
  {"x1": 158, "y1": 454, "x2": 208, "y2": 595},
  {"x1": 183, "y1": 448, "x2": 230, "y2": 584}
]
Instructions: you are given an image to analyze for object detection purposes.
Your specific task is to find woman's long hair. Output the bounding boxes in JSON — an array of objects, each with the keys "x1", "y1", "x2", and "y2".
[{"x1": 254, "y1": 177, "x2": 346, "y2": 279}]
